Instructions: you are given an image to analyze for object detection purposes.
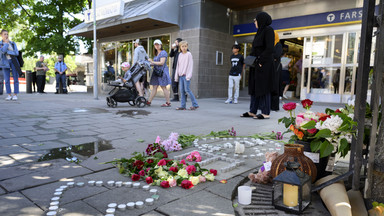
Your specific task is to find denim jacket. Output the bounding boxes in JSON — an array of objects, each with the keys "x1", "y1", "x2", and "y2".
[{"x1": 0, "y1": 40, "x2": 19, "y2": 69}]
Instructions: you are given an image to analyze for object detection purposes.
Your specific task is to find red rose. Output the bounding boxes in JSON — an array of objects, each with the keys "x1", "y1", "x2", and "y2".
[
  {"x1": 131, "y1": 174, "x2": 140, "y2": 181},
  {"x1": 139, "y1": 170, "x2": 146, "y2": 176},
  {"x1": 301, "y1": 99, "x2": 313, "y2": 109},
  {"x1": 180, "y1": 159, "x2": 186, "y2": 165},
  {"x1": 319, "y1": 115, "x2": 331, "y2": 122},
  {"x1": 146, "y1": 176, "x2": 153, "y2": 184},
  {"x1": 169, "y1": 166, "x2": 178, "y2": 172},
  {"x1": 160, "y1": 180, "x2": 170, "y2": 188},
  {"x1": 335, "y1": 109, "x2": 342, "y2": 113},
  {"x1": 186, "y1": 165, "x2": 196, "y2": 174},
  {"x1": 209, "y1": 169, "x2": 218, "y2": 176},
  {"x1": 307, "y1": 128, "x2": 317, "y2": 134},
  {"x1": 157, "y1": 159, "x2": 167, "y2": 166},
  {"x1": 133, "y1": 160, "x2": 144, "y2": 170},
  {"x1": 282, "y1": 102, "x2": 297, "y2": 111},
  {"x1": 146, "y1": 159, "x2": 154, "y2": 164},
  {"x1": 181, "y1": 180, "x2": 194, "y2": 189}
]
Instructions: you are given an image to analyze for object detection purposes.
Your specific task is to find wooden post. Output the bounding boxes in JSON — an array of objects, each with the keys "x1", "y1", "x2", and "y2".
[{"x1": 349, "y1": 0, "x2": 376, "y2": 191}]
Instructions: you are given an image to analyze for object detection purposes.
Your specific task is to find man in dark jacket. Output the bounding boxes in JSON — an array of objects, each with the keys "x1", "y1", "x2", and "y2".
[{"x1": 169, "y1": 38, "x2": 183, "y2": 101}]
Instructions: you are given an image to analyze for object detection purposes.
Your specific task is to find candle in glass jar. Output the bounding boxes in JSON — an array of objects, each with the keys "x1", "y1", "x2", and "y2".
[{"x1": 283, "y1": 184, "x2": 298, "y2": 207}]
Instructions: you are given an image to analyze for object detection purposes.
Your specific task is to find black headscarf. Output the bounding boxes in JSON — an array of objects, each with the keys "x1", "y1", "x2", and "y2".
[{"x1": 255, "y1": 12, "x2": 272, "y2": 33}]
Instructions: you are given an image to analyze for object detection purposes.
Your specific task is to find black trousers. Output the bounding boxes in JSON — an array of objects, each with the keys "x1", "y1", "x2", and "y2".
[
  {"x1": 32, "y1": 72, "x2": 37, "y2": 92},
  {"x1": 271, "y1": 92, "x2": 280, "y2": 111},
  {"x1": 171, "y1": 70, "x2": 178, "y2": 95},
  {"x1": 250, "y1": 93, "x2": 271, "y2": 115},
  {"x1": 37, "y1": 75, "x2": 46, "y2": 93}
]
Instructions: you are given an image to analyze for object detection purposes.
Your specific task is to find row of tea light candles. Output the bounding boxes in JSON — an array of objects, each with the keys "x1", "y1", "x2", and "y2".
[{"x1": 46, "y1": 180, "x2": 158, "y2": 216}]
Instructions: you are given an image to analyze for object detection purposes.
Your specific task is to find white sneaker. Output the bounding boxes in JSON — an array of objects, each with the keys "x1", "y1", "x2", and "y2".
[
  {"x1": 12, "y1": 95, "x2": 18, "y2": 101},
  {"x1": 233, "y1": 99, "x2": 238, "y2": 104},
  {"x1": 5, "y1": 95, "x2": 12, "y2": 101},
  {"x1": 225, "y1": 99, "x2": 232, "y2": 104}
]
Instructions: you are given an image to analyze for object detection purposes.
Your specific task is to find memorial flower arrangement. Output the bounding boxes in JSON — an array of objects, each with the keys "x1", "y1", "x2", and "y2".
[
  {"x1": 155, "y1": 132, "x2": 182, "y2": 152},
  {"x1": 106, "y1": 144, "x2": 216, "y2": 189},
  {"x1": 278, "y1": 99, "x2": 357, "y2": 158}
]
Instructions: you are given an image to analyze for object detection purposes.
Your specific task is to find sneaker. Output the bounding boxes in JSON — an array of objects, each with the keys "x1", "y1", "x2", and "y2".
[
  {"x1": 12, "y1": 95, "x2": 18, "y2": 101},
  {"x1": 225, "y1": 99, "x2": 232, "y2": 104},
  {"x1": 233, "y1": 99, "x2": 238, "y2": 104},
  {"x1": 5, "y1": 95, "x2": 12, "y2": 101}
]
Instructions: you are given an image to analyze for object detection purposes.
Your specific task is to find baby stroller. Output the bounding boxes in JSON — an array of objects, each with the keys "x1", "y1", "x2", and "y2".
[{"x1": 106, "y1": 61, "x2": 151, "y2": 108}]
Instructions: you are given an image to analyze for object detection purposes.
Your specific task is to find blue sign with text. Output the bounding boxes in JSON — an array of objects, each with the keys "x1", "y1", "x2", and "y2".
[{"x1": 233, "y1": 7, "x2": 367, "y2": 36}]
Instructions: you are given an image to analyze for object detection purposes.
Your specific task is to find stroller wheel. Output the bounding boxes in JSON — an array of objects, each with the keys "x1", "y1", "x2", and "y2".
[
  {"x1": 106, "y1": 97, "x2": 112, "y2": 107},
  {"x1": 128, "y1": 100, "x2": 136, "y2": 106},
  {"x1": 110, "y1": 98, "x2": 118, "y2": 108},
  {"x1": 136, "y1": 96, "x2": 147, "y2": 108}
]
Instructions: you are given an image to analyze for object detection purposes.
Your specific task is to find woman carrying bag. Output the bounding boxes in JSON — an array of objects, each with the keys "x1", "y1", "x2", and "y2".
[
  {"x1": 0, "y1": 29, "x2": 21, "y2": 101},
  {"x1": 147, "y1": 39, "x2": 172, "y2": 107}
]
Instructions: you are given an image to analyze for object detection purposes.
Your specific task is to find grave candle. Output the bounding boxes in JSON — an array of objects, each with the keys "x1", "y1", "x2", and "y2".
[
  {"x1": 88, "y1": 181, "x2": 95, "y2": 186},
  {"x1": 108, "y1": 203, "x2": 117, "y2": 208},
  {"x1": 283, "y1": 184, "x2": 299, "y2": 207},
  {"x1": 124, "y1": 182, "x2": 132, "y2": 187},
  {"x1": 126, "y1": 202, "x2": 135, "y2": 209},
  {"x1": 115, "y1": 181, "x2": 123, "y2": 187},
  {"x1": 135, "y1": 201, "x2": 144, "y2": 209},
  {"x1": 118, "y1": 204, "x2": 127, "y2": 211},
  {"x1": 145, "y1": 198, "x2": 154, "y2": 206},
  {"x1": 95, "y1": 181, "x2": 103, "y2": 186}
]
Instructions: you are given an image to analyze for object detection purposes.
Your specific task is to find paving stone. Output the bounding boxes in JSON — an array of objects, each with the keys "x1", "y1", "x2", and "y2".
[
  {"x1": 0, "y1": 145, "x2": 29, "y2": 156},
  {"x1": 0, "y1": 137, "x2": 32, "y2": 146},
  {"x1": 22, "y1": 176, "x2": 109, "y2": 210},
  {"x1": 40, "y1": 123, "x2": 67, "y2": 129},
  {"x1": 79, "y1": 151, "x2": 118, "y2": 172},
  {"x1": 69, "y1": 130, "x2": 99, "y2": 136},
  {"x1": 34, "y1": 129, "x2": 64, "y2": 135},
  {"x1": 9, "y1": 151, "x2": 44, "y2": 163},
  {"x1": 8, "y1": 126, "x2": 36, "y2": 132},
  {"x1": 0, "y1": 187, "x2": 5, "y2": 195},
  {"x1": 61, "y1": 137, "x2": 98, "y2": 145},
  {"x1": 81, "y1": 169, "x2": 129, "y2": 183},
  {"x1": 97, "y1": 132, "x2": 127, "y2": 141},
  {"x1": 0, "y1": 159, "x2": 92, "y2": 192},
  {"x1": 141, "y1": 210, "x2": 167, "y2": 216},
  {"x1": 9, "y1": 130, "x2": 39, "y2": 138},
  {"x1": 0, "y1": 192, "x2": 45, "y2": 216},
  {"x1": 0, "y1": 164, "x2": 37, "y2": 181},
  {"x1": 20, "y1": 141, "x2": 68, "y2": 151},
  {"x1": 157, "y1": 190, "x2": 234, "y2": 216},
  {"x1": 206, "y1": 176, "x2": 245, "y2": 200},
  {"x1": 29, "y1": 134, "x2": 59, "y2": 142},
  {"x1": 93, "y1": 127, "x2": 119, "y2": 134},
  {"x1": 84, "y1": 185, "x2": 177, "y2": 215},
  {"x1": 0, "y1": 155, "x2": 20, "y2": 168},
  {"x1": 0, "y1": 132, "x2": 18, "y2": 139},
  {"x1": 59, "y1": 200, "x2": 104, "y2": 216}
]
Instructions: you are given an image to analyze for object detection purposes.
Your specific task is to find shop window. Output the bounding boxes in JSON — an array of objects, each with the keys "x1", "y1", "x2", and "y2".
[
  {"x1": 216, "y1": 51, "x2": 223, "y2": 65},
  {"x1": 346, "y1": 33, "x2": 356, "y2": 64},
  {"x1": 101, "y1": 42, "x2": 116, "y2": 83}
]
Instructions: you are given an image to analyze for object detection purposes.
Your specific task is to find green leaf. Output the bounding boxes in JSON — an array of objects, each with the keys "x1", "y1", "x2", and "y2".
[
  {"x1": 310, "y1": 140, "x2": 322, "y2": 152},
  {"x1": 233, "y1": 203, "x2": 238, "y2": 208},
  {"x1": 301, "y1": 120, "x2": 316, "y2": 129},
  {"x1": 319, "y1": 140, "x2": 334, "y2": 158},
  {"x1": 314, "y1": 129, "x2": 332, "y2": 138},
  {"x1": 154, "y1": 152, "x2": 164, "y2": 159},
  {"x1": 93, "y1": 156, "x2": 98, "y2": 160},
  {"x1": 136, "y1": 139, "x2": 145, "y2": 143}
]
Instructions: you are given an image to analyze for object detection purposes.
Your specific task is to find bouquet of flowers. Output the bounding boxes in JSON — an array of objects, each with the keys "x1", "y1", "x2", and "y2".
[
  {"x1": 278, "y1": 99, "x2": 357, "y2": 158},
  {"x1": 155, "y1": 132, "x2": 182, "y2": 152}
]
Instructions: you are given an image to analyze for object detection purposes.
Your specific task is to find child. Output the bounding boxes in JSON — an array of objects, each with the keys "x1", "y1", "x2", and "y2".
[
  {"x1": 225, "y1": 44, "x2": 244, "y2": 104},
  {"x1": 115, "y1": 62, "x2": 131, "y2": 86},
  {"x1": 174, "y1": 41, "x2": 199, "y2": 110}
]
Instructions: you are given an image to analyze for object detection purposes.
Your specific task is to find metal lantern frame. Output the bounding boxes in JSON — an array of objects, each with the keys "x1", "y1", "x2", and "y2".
[{"x1": 272, "y1": 161, "x2": 312, "y2": 214}]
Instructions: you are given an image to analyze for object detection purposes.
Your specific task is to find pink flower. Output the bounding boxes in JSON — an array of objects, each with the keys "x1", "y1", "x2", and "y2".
[
  {"x1": 199, "y1": 176, "x2": 206, "y2": 183},
  {"x1": 157, "y1": 159, "x2": 167, "y2": 166},
  {"x1": 168, "y1": 179, "x2": 177, "y2": 187},
  {"x1": 155, "y1": 136, "x2": 161, "y2": 144},
  {"x1": 180, "y1": 159, "x2": 186, "y2": 165},
  {"x1": 146, "y1": 167, "x2": 151, "y2": 172},
  {"x1": 160, "y1": 181, "x2": 170, "y2": 188},
  {"x1": 186, "y1": 165, "x2": 196, "y2": 174},
  {"x1": 139, "y1": 170, "x2": 146, "y2": 176},
  {"x1": 186, "y1": 155, "x2": 193, "y2": 162}
]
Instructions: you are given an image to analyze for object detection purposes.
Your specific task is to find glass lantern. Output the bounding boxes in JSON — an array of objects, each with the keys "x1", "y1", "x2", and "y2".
[{"x1": 272, "y1": 161, "x2": 311, "y2": 214}]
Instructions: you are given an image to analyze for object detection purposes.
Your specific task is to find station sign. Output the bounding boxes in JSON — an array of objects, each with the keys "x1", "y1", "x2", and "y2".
[{"x1": 84, "y1": 0, "x2": 124, "y2": 23}]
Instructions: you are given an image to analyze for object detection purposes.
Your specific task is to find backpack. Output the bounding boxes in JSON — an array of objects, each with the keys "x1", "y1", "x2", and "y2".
[{"x1": 11, "y1": 42, "x2": 24, "y2": 68}]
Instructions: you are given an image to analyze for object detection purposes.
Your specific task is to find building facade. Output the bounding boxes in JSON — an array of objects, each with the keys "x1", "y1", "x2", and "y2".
[{"x1": 70, "y1": 0, "x2": 372, "y2": 103}]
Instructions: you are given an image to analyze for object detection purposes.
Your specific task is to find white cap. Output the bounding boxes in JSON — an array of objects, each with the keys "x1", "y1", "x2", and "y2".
[
  {"x1": 134, "y1": 39, "x2": 140, "y2": 44},
  {"x1": 153, "y1": 39, "x2": 162, "y2": 45}
]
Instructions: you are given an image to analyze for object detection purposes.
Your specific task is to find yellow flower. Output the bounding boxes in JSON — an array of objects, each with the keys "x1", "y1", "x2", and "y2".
[
  {"x1": 158, "y1": 171, "x2": 168, "y2": 178},
  {"x1": 189, "y1": 176, "x2": 200, "y2": 186},
  {"x1": 177, "y1": 168, "x2": 188, "y2": 178},
  {"x1": 205, "y1": 173, "x2": 215, "y2": 181},
  {"x1": 154, "y1": 166, "x2": 163, "y2": 174}
]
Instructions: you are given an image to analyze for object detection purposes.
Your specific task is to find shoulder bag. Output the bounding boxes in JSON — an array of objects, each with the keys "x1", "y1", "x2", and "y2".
[
  {"x1": 244, "y1": 55, "x2": 259, "y2": 67},
  {"x1": 153, "y1": 62, "x2": 166, "y2": 77}
]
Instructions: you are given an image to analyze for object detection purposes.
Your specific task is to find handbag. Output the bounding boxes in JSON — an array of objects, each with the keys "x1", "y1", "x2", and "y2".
[
  {"x1": 244, "y1": 56, "x2": 258, "y2": 67},
  {"x1": 153, "y1": 63, "x2": 165, "y2": 77},
  {"x1": 11, "y1": 56, "x2": 23, "y2": 76}
]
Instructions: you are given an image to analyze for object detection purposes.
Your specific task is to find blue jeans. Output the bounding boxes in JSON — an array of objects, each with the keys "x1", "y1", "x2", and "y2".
[
  {"x1": 3, "y1": 59, "x2": 19, "y2": 94},
  {"x1": 56, "y1": 73, "x2": 67, "y2": 90},
  {"x1": 179, "y1": 76, "x2": 198, "y2": 108}
]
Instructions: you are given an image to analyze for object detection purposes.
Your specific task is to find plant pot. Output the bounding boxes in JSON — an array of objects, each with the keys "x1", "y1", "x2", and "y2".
[
  {"x1": 271, "y1": 144, "x2": 317, "y2": 182},
  {"x1": 296, "y1": 140, "x2": 333, "y2": 181}
]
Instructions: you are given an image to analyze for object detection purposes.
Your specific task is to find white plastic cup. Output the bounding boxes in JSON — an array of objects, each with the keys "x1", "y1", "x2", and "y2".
[{"x1": 238, "y1": 186, "x2": 252, "y2": 205}]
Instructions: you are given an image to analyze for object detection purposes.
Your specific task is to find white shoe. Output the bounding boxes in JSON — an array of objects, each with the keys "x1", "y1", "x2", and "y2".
[
  {"x1": 5, "y1": 95, "x2": 12, "y2": 101},
  {"x1": 12, "y1": 95, "x2": 18, "y2": 101},
  {"x1": 233, "y1": 99, "x2": 238, "y2": 104},
  {"x1": 225, "y1": 99, "x2": 232, "y2": 104}
]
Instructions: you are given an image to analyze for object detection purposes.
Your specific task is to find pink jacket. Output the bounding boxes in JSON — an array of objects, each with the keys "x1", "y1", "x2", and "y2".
[{"x1": 175, "y1": 52, "x2": 193, "y2": 81}]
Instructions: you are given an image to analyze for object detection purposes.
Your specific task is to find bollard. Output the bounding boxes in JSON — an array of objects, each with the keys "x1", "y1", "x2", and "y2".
[
  {"x1": 0, "y1": 69, "x2": 3, "y2": 95},
  {"x1": 26, "y1": 70, "x2": 32, "y2": 93}
]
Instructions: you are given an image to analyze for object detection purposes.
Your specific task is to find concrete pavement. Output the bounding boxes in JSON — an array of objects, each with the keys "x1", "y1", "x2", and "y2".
[{"x1": 0, "y1": 91, "x2": 343, "y2": 216}]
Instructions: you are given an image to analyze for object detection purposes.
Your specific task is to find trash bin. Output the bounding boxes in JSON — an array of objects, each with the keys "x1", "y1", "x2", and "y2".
[{"x1": 26, "y1": 70, "x2": 32, "y2": 93}]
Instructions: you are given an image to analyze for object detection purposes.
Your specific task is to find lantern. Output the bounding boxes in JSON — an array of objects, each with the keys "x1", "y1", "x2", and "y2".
[{"x1": 272, "y1": 161, "x2": 311, "y2": 214}]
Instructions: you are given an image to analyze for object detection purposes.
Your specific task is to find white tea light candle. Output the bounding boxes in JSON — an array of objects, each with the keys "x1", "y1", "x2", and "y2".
[
  {"x1": 115, "y1": 181, "x2": 123, "y2": 187},
  {"x1": 133, "y1": 183, "x2": 140, "y2": 188},
  {"x1": 53, "y1": 192, "x2": 62, "y2": 197},
  {"x1": 145, "y1": 198, "x2": 154, "y2": 205},
  {"x1": 107, "y1": 203, "x2": 117, "y2": 208},
  {"x1": 135, "y1": 201, "x2": 144, "y2": 209},
  {"x1": 51, "y1": 197, "x2": 60, "y2": 201},
  {"x1": 142, "y1": 185, "x2": 150, "y2": 190},
  {"x1": 126, "y1": 202, "x2": 135, "y2": 209},
  {"x1": 117, "y1": 204, "x2": 126, "y2": 210},
  {"x1": 149, "y1": 189, "x2": 158, "y2": 195},
  {"x1": 76, "y1": 182, "x2": 84, "y2": 187},
  {"x1": 48, "y1": 206, "x2": 58, "y2": 211},
  {"x1": 88, "y1": 181, "x2": 95, "y2": 186},
  {"x1": 238, "y1": 186, "x2": 252, "y2": 205},
  {"x1": 124, "y1": 182, "x2": 132, "y2": 187},
  {"x1": 107, "y1": 181, "x2": 115, "y2": 186},
  {"x1": 50, "y1": 201, "x2": 59, "y2": 206},
  {"x1": 95, "y1": 181, "x2": 103, "y2": 186},
  {"x1": 55, "y1": 188, "x2": 64, "y2": 192},
  {"x1": 67, "y1": 182, "x2": 75, "y2": 187},
  {"x1": 106, "y1": 208, "x2": 115, "y2": 214},
  {"x1": 46, "y1": 211, "x2": 57, "y2": 216}
]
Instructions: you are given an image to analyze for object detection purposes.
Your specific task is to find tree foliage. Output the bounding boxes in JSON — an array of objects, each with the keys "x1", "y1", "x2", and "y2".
[{"x1": 0, "y1": 0, "x2": 92, "y2": 57}]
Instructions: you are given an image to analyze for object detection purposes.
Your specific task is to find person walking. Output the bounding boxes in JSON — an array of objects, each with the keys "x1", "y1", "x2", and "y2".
[
  {"x1": 175, "y1": 41, "x2": 199, "y2": 110},
  {"x1": 32, "y1": 69, "x2": 37, "y2": 93},
  {"x1": 271, "y1": 31, "x2": 282, "y2": 111},
  {"x1": 294, "y1": 53, "x2": 302, "y2": 98},
  {"x1": 54, "y1": 55, "x2": 68, "y2": 94},
  {"x1": 280, "y1": 52, "x2": 292, "y2": 99},
  {"x1": 35, "y1": 56, "x2": 48, "y2": 94},
  {"x1": 133, "y1": 39, "x2": 149, "y2": 97},
  {"x1": 147, "y1": 39, "x2": 172, "y2": 107},
  {"x1": 225, "y1": 44, "x2": 244, "y2": 104},
  {"x1": 240, "y1": 12, "x2": 275, "y2": 119},
  {"x1": 333, "y1": 69, "x2": 340, "y2": 94},
  {"x1": 169, "y1": 38, "x2": 183, "y2": 102},
  {"x1": 0, "y1": 29, "x2": 20, "y2": 101}
]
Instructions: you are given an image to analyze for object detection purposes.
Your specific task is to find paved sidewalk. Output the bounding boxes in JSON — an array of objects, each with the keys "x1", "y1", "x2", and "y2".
[{"x1": 0, "y1": 92, "x2": 342, "y2": 216}]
